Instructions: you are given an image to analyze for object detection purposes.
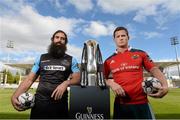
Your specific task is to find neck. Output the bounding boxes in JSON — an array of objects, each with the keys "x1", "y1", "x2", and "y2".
[{"x1": 117, "y1": 46, "x2": 128, "y2": 53}]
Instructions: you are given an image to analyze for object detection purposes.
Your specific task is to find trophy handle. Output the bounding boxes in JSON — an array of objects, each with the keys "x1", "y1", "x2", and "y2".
[
  {"x1": 96, "y1": 45, "x2": 106, "y2": 87},
  {"x1": 80, "y1": 43, "x2": 88, "y2": 87}
]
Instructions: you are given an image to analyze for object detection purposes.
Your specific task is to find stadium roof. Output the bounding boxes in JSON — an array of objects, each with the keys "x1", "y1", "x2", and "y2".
[
  {"x1": 155, "y1": 61, "x2": 180, "y2": 68},
  {"x1": 5, "y1": 63, "x2": 33, "y2": 70},
  {"x1": 6, "y1": 61, "x2": 180, "y2": 70}
]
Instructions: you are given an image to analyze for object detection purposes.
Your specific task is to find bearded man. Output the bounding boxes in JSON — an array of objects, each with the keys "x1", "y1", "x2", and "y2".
[{"x1": 11, "y1": 30, "x2": 80, "y2": 119}]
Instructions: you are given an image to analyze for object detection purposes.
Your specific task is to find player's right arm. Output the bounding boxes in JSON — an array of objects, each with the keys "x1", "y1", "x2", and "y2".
[
  {"x1": 11, "y1": 56, "x2": 40, "y2": 111},
  {"x1": 104, "y1": 60, "x2": 126, "y2": 97},
  {"x1": 106, "y1": 79, "x2": 126, "y2": 97}
]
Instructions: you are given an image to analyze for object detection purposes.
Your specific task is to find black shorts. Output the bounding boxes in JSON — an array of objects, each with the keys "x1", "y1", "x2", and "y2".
[
  {"x1": 30, "y1": 97, "x2": 68, "y2": 119},
  {"x1": 113, "y1": 102, "x2": 155, "y2": 119}
]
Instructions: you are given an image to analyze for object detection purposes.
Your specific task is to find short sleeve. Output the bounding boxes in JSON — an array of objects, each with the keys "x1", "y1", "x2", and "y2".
[
  {"x1": 142, "y1": 52, "x2": 155, "y2": 71},
  {"x1": 71, "y1": 57, "x2": 80, "y2": 73},
  {"x1": 31, "y1": 55, "x2": 40, "y2": 74},
  {"x1": 103, "y1": 60, "x2": 111, "y2": 79}
]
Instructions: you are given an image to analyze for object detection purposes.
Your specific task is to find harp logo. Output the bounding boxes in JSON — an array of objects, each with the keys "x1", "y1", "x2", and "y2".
[{"x1": 87, "y1": 106, "x2": 92, "y2": 114}]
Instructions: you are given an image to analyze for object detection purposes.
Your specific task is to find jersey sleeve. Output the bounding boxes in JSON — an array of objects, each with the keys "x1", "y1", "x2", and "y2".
[
  {"x1": 142, "y1": 52, "x2": 155, "y2": 71},
  {"x1": 103, "y1": 60, "x2": 111, "y2": 79},
  {"x1": 71, "y1": 57, "x2": 80, "y2": 73},
  {"x1": 31, "y1": 55, "x2": 41, "y2": 74}
]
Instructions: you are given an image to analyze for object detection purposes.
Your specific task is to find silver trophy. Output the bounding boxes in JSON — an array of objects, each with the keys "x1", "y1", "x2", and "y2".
[{"x1": 80, "y1": 40, "x2": 106, "y2": 87}]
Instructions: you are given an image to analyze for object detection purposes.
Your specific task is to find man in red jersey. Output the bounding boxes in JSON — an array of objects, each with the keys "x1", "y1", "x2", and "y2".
[{"x1": 104, "y1": 26, "x2": 168, "y2": 119}]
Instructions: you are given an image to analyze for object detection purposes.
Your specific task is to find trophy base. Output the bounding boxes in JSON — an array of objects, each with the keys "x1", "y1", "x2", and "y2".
[{"x1": 69, "y1": 86, "x2": 110, "y2": 119}]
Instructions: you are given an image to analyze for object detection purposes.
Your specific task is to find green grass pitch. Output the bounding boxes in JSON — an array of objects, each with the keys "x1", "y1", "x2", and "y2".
[{"x1": 0, "y1": 88, "x2": 180, "y2": 119}]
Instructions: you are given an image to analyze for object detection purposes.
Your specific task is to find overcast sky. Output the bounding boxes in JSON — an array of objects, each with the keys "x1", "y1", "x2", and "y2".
[{"x1": 0, "y1": 0, "x2": 180, "y2": 64}]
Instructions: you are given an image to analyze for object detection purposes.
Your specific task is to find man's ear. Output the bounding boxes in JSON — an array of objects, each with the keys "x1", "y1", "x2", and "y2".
[
  {"x1": 113, "y1": 37, "x2": 115, "y2": 41},
  {"x1": 128, "y1": 36, "x2": 130, "y2": 40}
]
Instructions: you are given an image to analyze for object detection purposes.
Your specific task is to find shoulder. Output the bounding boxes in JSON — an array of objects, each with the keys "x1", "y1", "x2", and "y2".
[
  {"x1": 41, "y1": 53, "x2": 49, "y2": 56},
  {"x1": 129, "y1": 48, "x2": 148, "y2": 56},
  {"x1": 105, "y1": 53, "x2": 117, "y2": 62},
  {"x1": 130, "y1": 48, "x2": 152, "y2": 61},
  {"x1": 64, "y1": 54, "x2": 73, "y2": 60},
  {"x1": 40, "y1": 53, "x2": 50, "y2": 59},
  {"x1": 130, "y1": 48, "x2": 146, "y2": 53},
  {"x1": 64, "y1": 53, "x2": 72, "y2": 58},
  {"x1": 64, "y1": 54, "x2": 77, "y2": 64}
]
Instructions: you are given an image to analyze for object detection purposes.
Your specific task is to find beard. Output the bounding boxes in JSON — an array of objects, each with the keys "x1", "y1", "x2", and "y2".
[{"x1": 48, "y1": 42, "x2": 67, "y2": 58}]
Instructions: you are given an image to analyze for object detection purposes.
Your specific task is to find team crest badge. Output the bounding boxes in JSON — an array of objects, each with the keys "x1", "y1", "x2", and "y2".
[{"x1": 132, "y1": 54, "x2": 139, "y2": 59}]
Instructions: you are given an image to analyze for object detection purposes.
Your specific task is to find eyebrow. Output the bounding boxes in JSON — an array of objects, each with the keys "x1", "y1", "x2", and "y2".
[{"x1": 116, "y1": 34, "x2": 126, "y2": 37}]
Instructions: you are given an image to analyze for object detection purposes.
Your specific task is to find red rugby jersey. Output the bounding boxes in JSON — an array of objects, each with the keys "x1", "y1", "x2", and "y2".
[{"x1": 104, "y1": 48, "x2": 155, "y2": 104}]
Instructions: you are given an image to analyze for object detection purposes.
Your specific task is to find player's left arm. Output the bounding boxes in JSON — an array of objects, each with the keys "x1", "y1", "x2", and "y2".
[
  {"x1": 148, "y1": 67, "x2": 168, "y2": 98},
  {"x1": 142, "y1": 52, "x2": 168, "y2": 98},
  {"x1": 51, "y1": 57, "x2": 80, "y2": 100}
]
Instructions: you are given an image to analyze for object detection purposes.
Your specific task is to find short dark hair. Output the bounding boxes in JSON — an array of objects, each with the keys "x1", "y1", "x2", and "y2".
[
  {"x1": 113, "y1": 26, "x2": 129, "y2": 38},
  {"x1": 51, "y1": 30, "x2": 68, "y2": 44}
]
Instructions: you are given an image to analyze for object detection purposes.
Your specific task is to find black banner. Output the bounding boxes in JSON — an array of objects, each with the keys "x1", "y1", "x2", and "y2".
[{"x1": 69, "y1": 86, "x2": 110, "y2": 119}]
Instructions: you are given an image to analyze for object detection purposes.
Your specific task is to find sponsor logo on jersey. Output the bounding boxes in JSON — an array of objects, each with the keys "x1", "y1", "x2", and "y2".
[
  {"x1": 111, "y1": 64, "x2": 140, "y2": 73},
  {"x1": 120, "y1": 63, "x2": 128, "y2": 66},
  {"x1": 44, "y1": 65, "x2": 66, "y2": 71}
]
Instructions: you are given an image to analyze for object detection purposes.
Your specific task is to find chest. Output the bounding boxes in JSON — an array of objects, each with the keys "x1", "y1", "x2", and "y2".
[
  {"x1": 40, "y1": 59, "x2": 71, "y2": 72},
  {"x1": 109, "y1": 53, "x2": 143, "y2": 73}
]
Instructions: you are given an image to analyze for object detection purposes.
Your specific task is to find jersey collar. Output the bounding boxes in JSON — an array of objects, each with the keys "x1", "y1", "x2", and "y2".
[{"x1": 115, "y1": 46, "x2": 132, "y2": 54}]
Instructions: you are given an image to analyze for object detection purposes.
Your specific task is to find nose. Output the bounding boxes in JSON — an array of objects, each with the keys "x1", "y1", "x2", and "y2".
[
  {"x1": 57, "y1": 39, "x2": 62, "y2": 43},
  {"x1": 57, "y1": 37, "x2": 64, "y2": 41},
  {"x1": 119, "y1": 37, "x2": 123, "y2": 40},
  {"x1": 54, "y1": 36, "x2": 66, "y2": 44}
]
